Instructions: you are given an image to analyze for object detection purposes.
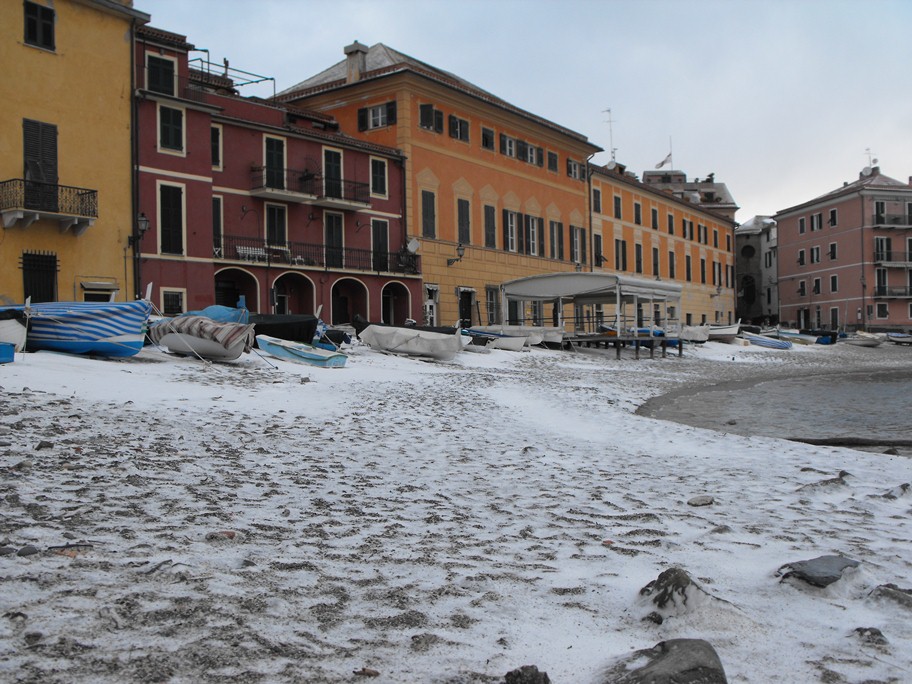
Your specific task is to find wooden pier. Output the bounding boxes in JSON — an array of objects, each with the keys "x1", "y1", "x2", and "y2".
[{"x1": 563, "y1": 333, "x2": 683, "y2": 359}]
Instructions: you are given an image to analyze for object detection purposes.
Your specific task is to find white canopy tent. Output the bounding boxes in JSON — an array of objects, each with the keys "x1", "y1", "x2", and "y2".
[{"x1": 500, "y1": 272, "x2": 683, "y2": 334}]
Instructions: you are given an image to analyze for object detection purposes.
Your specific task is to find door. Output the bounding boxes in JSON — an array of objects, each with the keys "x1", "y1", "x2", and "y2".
[
  {"x1": 458, "y1": 289, "x2": 474, "y2": 328},
  {"x1": 324, "y1": 149, "x2": 342, "y2": 199},
  {"x1": 23, "y1": 120, "x2": 58, "y2": 213},
  {"x1": 265, "y1": 137, "x2": 284, "y2": 189},
  {"x1": 324, "y1": 213, "x2": 343, "y2": 268},
  {"x1": 372, "y1": 219, "x2": 388, "y2": 271},
  {"x1": 424, "y1": 285, "x2": 438, "y2": 326}
]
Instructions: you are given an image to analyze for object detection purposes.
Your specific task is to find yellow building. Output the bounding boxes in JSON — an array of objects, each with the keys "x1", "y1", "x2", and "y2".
[
  {"x1": 0, "y1": 0, "x2": 149, "y2": 305},
  {"x1": 277, "y1": 42, "x2": 602, "y2": 328}
]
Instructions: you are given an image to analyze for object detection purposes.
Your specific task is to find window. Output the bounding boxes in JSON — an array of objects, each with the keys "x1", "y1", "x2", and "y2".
[
  {"x1": 668, "y1": 251, "x2": 676, "y2": 278},
  {"x1": 159, "y1": 183, "x2": 184, "y2": 255},
  {"x1": 372, "y1": 219, "x2": 389, "y2": 271},
  {"x1": 798, "y1": 281, "x2": 806, "y2": 296},
  {"x1": 25, "y1": 1, "x2": 54, "y2": 50},
  {"x1": 571, "y1": 226, "x2": 586, "y2": 264},
  {"x1": 147, "y1": 55, "x2": 176, "y2": 95},
  {"x1": 419, "y1": 104, "x2": 444, "y2": 132},
  {"x1": 421, "y1": 190, "x2": 436, "y2": 238},
  {"x1": 635, "y1": 243, "x2": 643, "y2": 273},
  {"x1": 667, "y1": 213, "x2": 675, "y2": 235},
  {"x1": 810, "y1": 246, "x2": 820, "y2": 263},
  {"x1": 700, "y1": 257, "x2": 706, "y2": 283},
  {"x1": 266, "y1": 204, "x2": 286, "y2": 246},
  {"x1": 810, "y1": 213, "x2": 823, "y2": 231},
  {"x1": 592, "y1": 189, "x2": 602, "y2": 214},
  {"x1": 486, "y1": 287, "x2": 499, "y2": 325},
  {"x1": 526, "y1": 216, "x2": 541, "y2": 256},
  {"x1": 614, "y1": 239, "x2": 627, "y2": 271},
  {"x1": 875, "y1": 201, "x2": 886, "y2": 224},
  {"x1": 504, "y1": 211, "x2": 518, "y2": 252},
  {"x1": 23, "y1": 119, "x2": 58, "y2": 212},
  {"x1": 484, "y1": 205, "x2": 496, "y2": 248},
  {"x1": 830, "y1": 274, "x2": 838, "y2": 292},
  {"x1": 448, "y1": 115, "x2": 470, "y2": 142},
  {"x1": 457, "y1": 198, "x2": 471, "y2": 244},
  {"x1": 613, "y1": 195, "x2": 622, "y2": 219},
  {"x1": 358, "y1": 102, "x2": 397, "y2": 130},
  {"x1": 481, "y1": 127, "x2": 495, "y2": 150},
  {"x1": 500, "y1": 134, "x2": 516, "y2": 157},
  {"x1": 525, "y1": 145, "x2": 543, "y2": 166},
  {"x1": 212, "y1": 196, "x2": 223, "y2": 258},
  {"x1": 726, "y1": 234, "x2": 732, "y2": 252},
  {"x1": 651, "y1": 208, "x2": 659, "y2": 230},
  {"x1": 162, "y1": 290, "x2": 185, "y2": 316},
  {"x1": 594, "y1": 234, "x2": 603, "y2": 266},
  {"x1": 549, "y1": 220, "x2": 564, "y2": 259},
  {"x1": 713, "y1": 230, "x2": 719, "y2": 248},
  {"x1": 324, "y1": 213, "x2": 344, "y2": 268},
  {"x1": 828, "y1": 208, "x2": 838, "y2": 226},
  {"x1": 652, "y1": 247, "x2": 660, "y2": 277},
  {"x1": 211, "y1": 125, "x2": 222, "y2": 169},
  {"x1": 159, "y1": 105, "x2": 184, "y2": 152},
  {"x1": 370, "y1": 158, "x2": 387, "y2": 197},
  {"x1": 797, "y1": 249, "x2": 806, "y2": 266},
  {"x1": 877, "y1": 303, "x2": 889, "y2": 318},
  {"x1": 267, "y1": 137, "x2": 286, "y2": 189},
  {"x1": 547, "y1": 151, "x2": 558, "y2": 172},
  {"x1": 567, "y1": 159, "x2": 582, "y2": 180},
  {"x1": 634, "y1": 203, "x2": 642, "y2": 225},
  {"x1": 799, "y1": 217, "x2": 806, "y2": 234},
  {"x1": 685, "y1": 255, "x2": 692, "y2": 281},
  {"x1": 22, "y1": 251, "x2": 57, "y2": 302},
  {"x1": 829, "y1": 242, "x2": 837, "y2": 260}
]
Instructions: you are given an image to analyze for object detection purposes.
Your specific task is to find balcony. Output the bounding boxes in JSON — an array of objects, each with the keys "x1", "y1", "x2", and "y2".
[
  {"x1": 249, "y1": 168, "x2": 370, "y2": 209},
  {"x1": 0, "y1": 179, "x2": 97, "y2": 234},
  {"x1": 873, "y1": 286, "x2": 912, "y2": 298},
  {"x1": 216, "y1": 234, "x2": 419, "y2": 274},
  {"x1": 872, "y1": 213, "x2": 912, "y2": 228},
  {"x1": 873, "y1": 250, "x2": 912, "y2": 266}
]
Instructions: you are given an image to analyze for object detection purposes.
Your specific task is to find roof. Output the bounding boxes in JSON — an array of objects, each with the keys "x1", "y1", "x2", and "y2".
[
  {"x1": 776, "y1": 167, "x2": 912, "y2": 216},
  {"x1": 501, "y1": 272, "x2": 682, "y2": 305},
  {"x1": 276, "y1": 42, "x2": 599, "y2": 149}
]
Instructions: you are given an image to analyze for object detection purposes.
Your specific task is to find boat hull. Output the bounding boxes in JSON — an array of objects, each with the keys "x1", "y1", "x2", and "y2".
[
  {"x1": 148, "y1": 316, "x2": 256, "y2": 361},
  {"x1": 256, "y1": 334, "x2": 347, "y2": 367},
  {"x1": 0, "y1": 313, "x2": 28, "y2": 352},
  {"x1": 742, "y1": 331, "x2": 792, "y2": 349},
  {"x1": 358, "y1": 324, "x2": 464, "y2": 361}
]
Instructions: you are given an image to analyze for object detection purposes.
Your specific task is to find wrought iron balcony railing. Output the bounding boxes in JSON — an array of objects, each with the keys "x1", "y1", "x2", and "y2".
[
  {"x1": 215, "y1": 234, "x2": 419, "y2": 274},
  {"x1": 874, "y1": 250, "x2": 912, "y2": 264},
  {"x1": 250, "y1": 168, "x2": 370, "y2": 207},
  {"x1": 0, "y1": 178, "x2": 98, "y2": 218},
  {"x1": 872, "y1": 213, "x2": 912, "y2": 227},
  {"x1": 873, "y1": 285, "x2": 912, "y2": 298},
  {"x1": 251, "y1": 166, "x2": 318, "y2": 196}
]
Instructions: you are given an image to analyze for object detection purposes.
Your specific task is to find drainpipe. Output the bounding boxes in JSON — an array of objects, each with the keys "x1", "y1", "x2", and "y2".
[
  {"x1": 586, "y1": 153, "x2": 596, "y2": 273},
  {"x1": 859, "y1": 193, "x2": 866, "y2": 330},
  {"x1": 130, "y1": 19, "x2": 141, "y2": 301}
]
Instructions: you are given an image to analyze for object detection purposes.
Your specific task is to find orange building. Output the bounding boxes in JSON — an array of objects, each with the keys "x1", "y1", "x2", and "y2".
[
  {"x1": 277, "y1": 42, "x2": 601, "y2": 328},
  {"x1": 590, "y1": 164, "x2": 737, "y2": 326}
]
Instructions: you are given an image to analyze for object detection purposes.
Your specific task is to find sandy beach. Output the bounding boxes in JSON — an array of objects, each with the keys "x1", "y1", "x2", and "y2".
[{"x1": 1, "y1": 340, "x2": 910, "y2": 683}]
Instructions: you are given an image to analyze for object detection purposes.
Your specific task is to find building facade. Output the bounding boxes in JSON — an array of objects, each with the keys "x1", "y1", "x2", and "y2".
[
  {"x1": 0, "y1": 0, "x2": 149, "y2": 305},
  {"x1": 734, "y1": 215, "x2": 778, "y2": 325},
  {"x1": 775, "y1": 166, "x2": 912, "y2": 332},
  {"x1": 591, "y1": 164, "x2": 736, "y2": 327},
  {"x1": 277, "y1": 42, "x2": 602, "y2": 328},
  {"x1": 135, "y1": 29, "x2": 417, "y2": 324}
]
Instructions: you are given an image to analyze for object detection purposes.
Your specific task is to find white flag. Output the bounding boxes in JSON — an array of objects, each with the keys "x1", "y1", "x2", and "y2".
[{"x1": 655, "y1": 153, "x2": 672, "y2": 169}]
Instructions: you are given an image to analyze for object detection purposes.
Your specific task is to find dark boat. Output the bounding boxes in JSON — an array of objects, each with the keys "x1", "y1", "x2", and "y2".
[{"x1": 250, "y1": 314, "x2": 318, "y2": 345}]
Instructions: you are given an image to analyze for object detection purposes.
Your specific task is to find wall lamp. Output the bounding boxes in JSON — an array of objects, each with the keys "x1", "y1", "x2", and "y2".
[
  {"x1": 129, "y1": 212, "x2": 150, "y2": 248},
  {"x1": 447, "y1": 243, "x2": 466, "y2": 267}
]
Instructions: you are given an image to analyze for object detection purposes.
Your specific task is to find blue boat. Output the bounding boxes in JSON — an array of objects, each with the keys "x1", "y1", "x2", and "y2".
[
  {"x1": 6, "y1": 300, "x2": 153, "y2": 357},
  {"x1": 741, "y1": 330, "x2": 792, "y2": 349},
  {"x1": 255, "y1": 334, "x2": 347, "y2": 368}
]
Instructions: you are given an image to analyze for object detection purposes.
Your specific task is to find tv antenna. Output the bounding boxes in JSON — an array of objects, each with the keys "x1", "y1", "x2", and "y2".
[
  {"x1": 865, "y1": 147, "x2": 878, "y2": 166},
  {"x1": 602, "y1": 108, "x2": 617, "y2": 161}
]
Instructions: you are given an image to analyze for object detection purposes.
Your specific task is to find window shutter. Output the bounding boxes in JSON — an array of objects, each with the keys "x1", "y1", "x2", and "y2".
[
  {"x1": 566, "y1": 158, "x2": 572, "y2": 177},
  {"x1": 500, "y1": 133, "x2": 507, "y2": 155},
  {"x1": 434, "y1": 110, "x2": 444, "y2": 133},
  {"x1": 357, "y1": 108, "x2": 368, "y2": 131},
  {"x1": 537, "y1": 147, "x2": 544, "y2": 167},
  {"x1": 558, "y1": 223, "x2": 564, "y2": 260},
  {"x1": 519, "y1": 214, "x2": 528, "y2": 254},
  {"x1": 503, "y1": 209, "x2": 509, "y2": 251},
  {"x1": 581, "y1": 229, "x2": 587, "y2": 264},
  {"x1": 538, "y1": 219, "x2": 545, "y2": 256},
  {"x1": 448, "y1": 114, "x2": 458, "y2": 138},
  {"x1": 419, "y1": 103, "x2": 432, "y2": 128},
  {"x1": 386, "y1": 101, "x2": 397, "y2": 125},
  {"x1": 517, "y1": 140, "x2": 527, "y2": 160}
]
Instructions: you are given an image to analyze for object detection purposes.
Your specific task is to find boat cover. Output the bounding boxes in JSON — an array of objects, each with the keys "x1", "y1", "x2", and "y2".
[{"x1": 148, "y1": 316, "x2": 255, "y2": 354}]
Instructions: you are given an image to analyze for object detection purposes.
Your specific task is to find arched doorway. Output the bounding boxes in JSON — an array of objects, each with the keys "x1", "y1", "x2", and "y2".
[
  {"x1": 215, "y1": 268, "x2": 259, "y2": 311},
  {"x1": 272, "y1": 272, "x2": 316, "y2": 315},
  {"x1": 381, "y1": 281, "x2": 411, "y2": 325},
  {"x1": 330, "y1": 278, "x2": 368, "y2": 325}
]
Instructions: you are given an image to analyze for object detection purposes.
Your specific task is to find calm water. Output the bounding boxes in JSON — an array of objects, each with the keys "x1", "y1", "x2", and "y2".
[{"x1": 641, "y1": 369, "x2": 912, "y2": 454}]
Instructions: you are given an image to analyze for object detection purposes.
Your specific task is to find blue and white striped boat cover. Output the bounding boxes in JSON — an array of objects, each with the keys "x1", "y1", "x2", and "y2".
[{"x1": 24, "y1": 300, "x2": 153, "y2": 357}]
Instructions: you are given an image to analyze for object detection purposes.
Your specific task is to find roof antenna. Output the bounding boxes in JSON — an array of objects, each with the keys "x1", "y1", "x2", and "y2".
[
  {"x1": 865, "y1": 147, "x2": 878, "y2": 166},
  {"x1": 602, "y1": 108, "x2": 617, "y2": 161}
]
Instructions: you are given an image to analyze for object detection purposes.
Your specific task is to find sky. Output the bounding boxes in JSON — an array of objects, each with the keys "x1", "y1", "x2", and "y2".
[
  {"x1": 3, "y1": 338, "x2": 912, "y2": 680},
  {"x1": 143, "y1": 0, "x2": 912, "y2": 223}
]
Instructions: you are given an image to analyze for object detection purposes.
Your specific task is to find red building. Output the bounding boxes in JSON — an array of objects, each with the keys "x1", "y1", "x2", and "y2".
[
  {"x1": 775, "y1": 166, "x2": 912, "y2": 332},
  {"x1": 133, "y1": 27, "x2": 418, "y2": 325}
]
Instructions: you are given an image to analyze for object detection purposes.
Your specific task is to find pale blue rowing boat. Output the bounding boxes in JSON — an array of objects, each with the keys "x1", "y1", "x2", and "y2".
[
  {"x1": 741, "y1": 331, "x2": 792, "y2": 350},
  {"x1": 256, "y1": 334, "x2": 347, "y2": 368}
]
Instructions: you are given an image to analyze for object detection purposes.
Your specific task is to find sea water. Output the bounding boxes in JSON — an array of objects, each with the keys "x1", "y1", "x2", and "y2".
[{"x1": 641, "y1": 369, "x2": 912, "y2": 455}]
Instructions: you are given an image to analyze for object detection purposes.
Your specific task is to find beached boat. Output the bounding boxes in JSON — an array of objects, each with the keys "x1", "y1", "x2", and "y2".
[
  {"x1": 680, "y1": 324, "x2": 711, "y2": 342},
  {"x1": 708, "y1": 321, "x2": 740, "y2": 343},
  {"x1": 840, "y1": 331, "x2": 885, "y2": 347},
  {"x1": 255, "y1": 334, "x2": 347, "y2": 368},
  {"x1": 250, "y1": 313, "x2": 318, "y2": 344},
  {"x1": 886, "y1": 332, "x2": 912, "y2": 346},
  {"x1": 470, "y1": 324, "x2": 544, "y2": 347},
  {"x1": 0, "y1": 300, "x2": 152, "y2": 357},
  {"x1": 182, "y1": 305, "x2": 249, "y2": 324},
  {"x1": 147, "y1": 316, "x2": 256, "y2": 361},
  {"x1": 741, "y1": 330, "x2": 792, "y2": 349},
  {"x1": 466, "y1": 328, "x2": 528, "y2": 351},
  {"x1": 0, "y1": 309, "x2": 28, "y2": 352},
  {"x1": 356, "y1": 322, "x2": 468, "y2": 361},
  {"x1": 776, "y1": 329, "x2": 819, "y2": 345}
]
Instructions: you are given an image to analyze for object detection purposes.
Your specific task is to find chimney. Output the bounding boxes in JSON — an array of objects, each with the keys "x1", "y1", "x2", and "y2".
[{"x1": 344, "y1": 40, "x2": 368, "y2": 83}]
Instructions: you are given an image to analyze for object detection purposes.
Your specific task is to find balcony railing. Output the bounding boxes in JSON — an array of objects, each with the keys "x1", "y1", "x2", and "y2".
[
  {"x1": 249, "y1": 168, "x2": 370, "y2": 208},
  {"x1": 874, "y1": 250, "x2": 912, "y2": 264},
  {"x1": 251, "y1": 166, "x2": 318, "y2": 198},
  {"x1": 140, "y1": 68, "x2": 207, "y2": 103},
  {"x1": 873, "y1": 286, "x2": 912, "y2": 298},
  {"x1": 873, "y1": 214, "x2": 912, "y2": 227},
  {"x1": 216, "y1": 234, "x2": 419, "y2": 274},
  {"x1": 0, "y1": 179, "x2": 98, "y2": 232}
]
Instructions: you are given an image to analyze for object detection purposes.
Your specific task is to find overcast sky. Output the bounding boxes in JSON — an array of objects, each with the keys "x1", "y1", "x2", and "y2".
[{"x1": 145, "y1": 0, "x2": 912, "y2": 223}]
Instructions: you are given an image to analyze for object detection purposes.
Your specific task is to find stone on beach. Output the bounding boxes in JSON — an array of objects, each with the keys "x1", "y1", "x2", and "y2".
[
  {"x1": 598, "y1": 638, "x2": 728, "y2": 684},
  {"x1": 777, "y1": 555, "x2": 860, "y2": 587}
]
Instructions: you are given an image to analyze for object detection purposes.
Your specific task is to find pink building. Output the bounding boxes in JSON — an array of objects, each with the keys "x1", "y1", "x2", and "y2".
[
  {"x1": 134, "y1": 26, "x2": 419, "y2": 325},
  {"x1": 775, "y1": 166, "x2": 912, "y2": 332}
]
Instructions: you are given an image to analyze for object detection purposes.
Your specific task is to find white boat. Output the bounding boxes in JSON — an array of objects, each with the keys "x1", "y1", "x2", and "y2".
[
  {"x1": 840, "y1": 331, "x2": 884, "y2": 347},
  {"x1": 357, "y1": 323, "x2": 468, "y2": 361},
  {"x1": 466, "y1": 328, "x2": 528, "y2": 351},
  {"x1": 0, "y1": 310, "x2": 28, "y2": 352},
  {"x1": 741, "y1": 331, "x2": 792, "y2": 349},
  {"x1": 680, "y1": 324, "x2": 710, "y2": 342},
  {"x1": 886, "y1": 332, "x2": 912, "y2": 346},
  {"x1": 708, "y1": 321, "x2": 740, "y2": 343},
  {"x1": 148, "y1": 316, "x2": 256, "y2": 361},
  {"x1": 470, "y1": 324, "x2": 543, "y2": 347},
  {"x1": 255, "y1": 334, "x2": 347, "y2": 367},
  {"x1": 776, "y1": 329, "x2": 819, "y2": 345}
]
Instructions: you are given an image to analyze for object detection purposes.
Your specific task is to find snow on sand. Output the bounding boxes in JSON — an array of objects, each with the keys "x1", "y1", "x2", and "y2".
[{"x1": 1, "y1": 341, "x2": 910, "y2": 683}]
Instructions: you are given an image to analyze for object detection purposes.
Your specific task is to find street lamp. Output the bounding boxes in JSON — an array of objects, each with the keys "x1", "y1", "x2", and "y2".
[
  {"x1": 447, "y1": 243, "x2": 466, "y2": 267},
  {"x1": 130, "y1": 212, "x2": 150, "y2": 300}
]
